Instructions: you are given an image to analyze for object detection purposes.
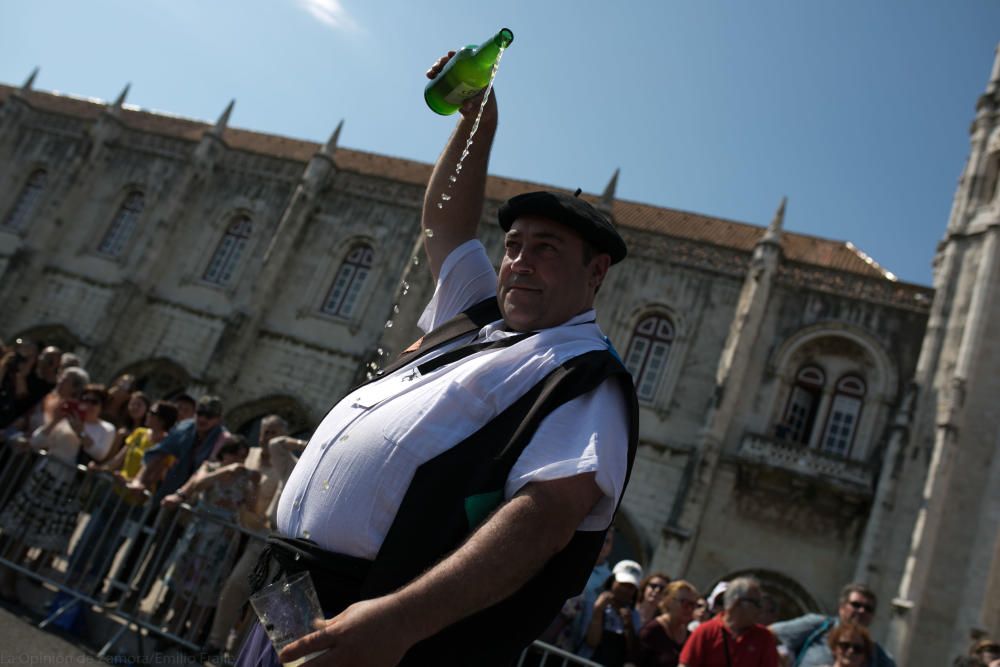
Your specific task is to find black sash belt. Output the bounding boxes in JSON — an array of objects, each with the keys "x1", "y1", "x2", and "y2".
[{"x1": 249, "y1": 535, "x2": 372, "y2": 615}]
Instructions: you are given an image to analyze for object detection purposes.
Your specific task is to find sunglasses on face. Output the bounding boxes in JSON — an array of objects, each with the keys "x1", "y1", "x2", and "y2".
[
  {"x1": 196, "y1": 410, "x2": 216, "y2": 418},
  {"x1": 848, "y1": 600, "x2": 875, "y2": 613},
  {"x1": 837, "y1": 641, "x2": 865, "y2": 654},
  {"x1": 80, "y1": 396, "x2": 101, "y2": 404}
]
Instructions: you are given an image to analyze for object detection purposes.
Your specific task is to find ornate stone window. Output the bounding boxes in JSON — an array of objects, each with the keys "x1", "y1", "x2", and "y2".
[
  {"x1": 97, "y1": 191, "x2": 144, "y2": 257},
  {"x1": 820, "y1": 375, "x2": 866, "y2": 457},
  {"x1": 204, "y1": 215, "x2": 252, "y2": 285},
  {"x1": 778, "y1": 366, "x2": 825, "y2": 445},
  {"x1": 767, "y1": 327, "x2": 895, "y2": 462},
  {"x1": 2, "y1": 169, "x2": 47, "y2": 231},
  {"x1": 624, "y1": 315, "x2": 674, "y2": 402},
  {"x1": 322, "y1": 243, "x2": 374, "y2": 318}
]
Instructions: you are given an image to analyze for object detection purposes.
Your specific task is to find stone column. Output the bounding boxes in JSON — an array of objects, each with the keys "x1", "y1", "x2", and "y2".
[
  {"x1": 661, "y1": 198, "x2": 786, "y2": 575},
  {"x1": 887, "y1": 224, "x2": 999, "y2": 664}
]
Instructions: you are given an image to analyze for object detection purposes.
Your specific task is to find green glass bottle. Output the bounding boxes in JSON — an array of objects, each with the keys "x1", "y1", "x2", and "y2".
[{"x1": 425, "y1": 28, "x2": 514, "y2": 115}]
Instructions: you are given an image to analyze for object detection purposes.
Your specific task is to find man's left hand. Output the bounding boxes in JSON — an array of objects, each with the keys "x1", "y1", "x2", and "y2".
[{"x1": 279, "y1": 596, "x2": 415, "y2": 667}]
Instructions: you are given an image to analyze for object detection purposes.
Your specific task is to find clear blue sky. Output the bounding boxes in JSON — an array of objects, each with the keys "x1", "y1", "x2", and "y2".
[{"x1": 3, "y1": 1, "x2": 998, "y2": 285}]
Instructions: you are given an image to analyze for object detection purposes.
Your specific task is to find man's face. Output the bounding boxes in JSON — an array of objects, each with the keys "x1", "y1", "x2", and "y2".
[
  {"x1": 976, "y1": 644, "x2": 1000, "y2": 665},
  {"x1": 176, "y1": 401, "x2": 196, "y2": 422},
  {"x1": 610, "y1": 581, "x2": 637, "y2": 608},
  {"x1": 37, "y1": 347, "x2": 61, "y2": 378},
  {"x1": 725, "y1": 586, "x2": 762, "y2": 632},
  {"x1": 80, "y1": 393, "x2": 102, "y2": 421},
  {"x1": 838, "y1": 591, "x2": 876, "y2": 627},
  {"x1": 15, "y1": 340, "x2": 38, "y2": 367},
  {"x1": 195, "y1": 410, "x2": 221, "y2": 435},
  {"x1": 258, "y1": 418, "x2": 285, "y2": 448},
  {"x1": 497, "y1": 216, "x2": 610, "y2": 332}
]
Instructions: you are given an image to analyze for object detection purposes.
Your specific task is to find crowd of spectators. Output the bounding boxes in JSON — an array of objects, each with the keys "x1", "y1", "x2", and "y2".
[
  {"x1": 532, "y1": 524, "x2": 996, "y2": 667},
  {"x1": 0, "y1": 336, "x2": 306, "y2": 658},
  {"x1": 0, "y1": 336, "x2": 996, "y2": 667}
]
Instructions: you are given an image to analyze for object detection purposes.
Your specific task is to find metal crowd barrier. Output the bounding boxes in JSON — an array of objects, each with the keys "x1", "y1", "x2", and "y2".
[
  {"x1": 517, "y1": 641, "x2": 604, "y2": 667},
  {"x1": 0, "y1": 447, "x2": 603, "y2": 666},
  {"x1": 0, "y1": 447, "x2": 265, "y2": 661}
]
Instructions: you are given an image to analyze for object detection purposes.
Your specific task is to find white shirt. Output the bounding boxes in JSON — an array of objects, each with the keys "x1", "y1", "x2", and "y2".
[
  {"x1": 31, "y1": 417, "x2": 115, "y2": 465},
  {"x1": 277, "y1": 240, "x2": 629, "y2": 558}
]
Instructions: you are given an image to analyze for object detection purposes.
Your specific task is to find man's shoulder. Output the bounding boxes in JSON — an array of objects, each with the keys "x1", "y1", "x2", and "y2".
[
  {"x1": 748, "y1": 623, "x2": 779, "y2": 645},
  {"x1": 151, "y1": 420, "x2": 196, "y2": 451},
  {"x1": 691, "y1": 615, "x2": 724, "y2": 638},
  {"x1": 771, "y1": 613, "x2": 830, "y2": 634},
  {"x1": 873, "y1": 642, "x2": 897, "y2": 667},
  {"x1": 172, "y1": 420, "x2": 197, "y2": 434}
]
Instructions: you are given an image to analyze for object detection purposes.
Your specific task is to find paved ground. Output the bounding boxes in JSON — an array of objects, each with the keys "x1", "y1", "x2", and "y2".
[
  {"x1": 0, "y1": 603, "x2": 208, "y2": 667},
  {"x1": 0, "y1": 605, "x2": 104, "y2": 666}
]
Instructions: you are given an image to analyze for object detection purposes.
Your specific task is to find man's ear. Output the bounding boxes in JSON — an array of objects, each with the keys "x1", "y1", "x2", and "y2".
[{"x1": 590, "y1": 254, "x2": 612, "y2": 290}]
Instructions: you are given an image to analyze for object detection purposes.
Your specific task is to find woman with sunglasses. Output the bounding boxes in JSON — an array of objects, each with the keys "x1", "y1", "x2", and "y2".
[
  {"x1": 638, "y1": 580, "x2": 699, "y2": 667},
  {"x1": 637, "y1": 572, "x2": 672, "y2": 628},
  {"x1": 824, "y1": 623, "x2": 873, "y2": 667}
]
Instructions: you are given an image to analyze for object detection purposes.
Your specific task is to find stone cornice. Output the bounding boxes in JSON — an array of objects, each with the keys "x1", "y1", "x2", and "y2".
[
  {"x1": 143, "y1": 293, "x2": 229, "y2": 322},
  {"x1": 624, "y1": 231, "x2": 751, "y2": 278},
  {"x1": 258, "y1": 328, "x2": 360, "y2": 361},
  {"x1": 43, "y1": 265, "x2": 117, "y2": 291},
  {"x1": 777, "y1": 262, "x2": 932, "y2": 313},
  {"x1": 334, "y1": 171, "x2": 425, "y2": 209}
]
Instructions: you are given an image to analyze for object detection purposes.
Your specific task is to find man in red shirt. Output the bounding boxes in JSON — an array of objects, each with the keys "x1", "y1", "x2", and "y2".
[{"x1": 679, "y1": 576, "x2": 779, "y2": 667}]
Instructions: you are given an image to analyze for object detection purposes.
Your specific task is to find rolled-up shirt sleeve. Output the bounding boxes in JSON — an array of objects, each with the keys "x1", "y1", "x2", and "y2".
[
  {"x1": 417, "y1": 240, "x2": 497, "y2": 333},
  {"x1": 504, "y1": 379, "x2": 629, "y2": 531}
]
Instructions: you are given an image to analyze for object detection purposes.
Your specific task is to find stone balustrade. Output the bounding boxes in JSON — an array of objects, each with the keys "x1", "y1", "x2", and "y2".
[{"x1": 737, "y1": 432, "x2": 876, "y2": 491}]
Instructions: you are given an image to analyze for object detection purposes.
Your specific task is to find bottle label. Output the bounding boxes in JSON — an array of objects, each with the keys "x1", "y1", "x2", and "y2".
[{"x1": 443, "y1": 82, "x2": 483, "y2": 105}]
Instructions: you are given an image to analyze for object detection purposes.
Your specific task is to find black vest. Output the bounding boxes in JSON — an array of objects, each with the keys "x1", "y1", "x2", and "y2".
[
  {"x1": 263, "y1": 300, "x2": 639, "y2": 666},
  {"x1": 369, "y1": 299, "x2": 639, "y2": 665}
]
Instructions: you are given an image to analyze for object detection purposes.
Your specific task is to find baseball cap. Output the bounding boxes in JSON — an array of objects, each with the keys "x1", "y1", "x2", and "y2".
[{"x1": 611, "y1": 560, "x2": 643, "y2": 587}]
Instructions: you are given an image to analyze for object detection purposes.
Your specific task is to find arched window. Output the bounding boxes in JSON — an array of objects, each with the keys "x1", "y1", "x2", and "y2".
[
  {"x1": 820, "y1": 375, "x2": 866, "y2": 457},
  {"x1": 779, "y1": 366, "x2": 825, "y2": 445},
  {"x1": 204, "y1": 215, "x2": 252, "y2": 285},
  {"x1": 97, "y1": 191, "x2": 144, "y2": 257},
  {"x1": 623, "y1": 315, "x2": 674, "y2": 402},
  {"x1": 3, "y1": 169, "x2": 47, "y2": 231},
  {"x1": 322, "y1": 244, "x2": 374, "y2": 318}
]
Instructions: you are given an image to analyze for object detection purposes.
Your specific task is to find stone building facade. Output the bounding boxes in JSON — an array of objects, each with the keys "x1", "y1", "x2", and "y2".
[{"x1": 2, "y1": 48, "x2": 993, "y2": 662}]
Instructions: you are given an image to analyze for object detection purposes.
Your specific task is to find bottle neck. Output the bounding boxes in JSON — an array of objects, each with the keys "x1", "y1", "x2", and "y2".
[{"x1": 473, "y1": 29, "x2": 513, "y2": 61}]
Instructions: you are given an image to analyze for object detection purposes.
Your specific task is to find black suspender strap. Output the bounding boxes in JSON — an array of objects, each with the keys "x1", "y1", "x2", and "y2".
[
  {"x1": 416, "y1": 332, "x2": 535, "y2": 375},
  {"x1": 722, "y1": 627, "x2": 734, "y2": 667}
]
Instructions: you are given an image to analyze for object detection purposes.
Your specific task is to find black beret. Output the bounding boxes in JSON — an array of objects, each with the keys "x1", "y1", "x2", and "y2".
[{"x1": 497, "y1": 191, "x2": 627, "y2": 264}]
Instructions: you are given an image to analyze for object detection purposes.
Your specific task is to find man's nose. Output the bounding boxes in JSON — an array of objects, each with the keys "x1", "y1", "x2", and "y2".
[{"x1": 510, "y1": 250, "x2": 534, "y2": 272}]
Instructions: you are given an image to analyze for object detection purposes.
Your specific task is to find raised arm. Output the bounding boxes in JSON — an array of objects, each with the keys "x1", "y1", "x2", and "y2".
[{"x1": 421, "y1": 53, "x2": 499, "y2": 282}]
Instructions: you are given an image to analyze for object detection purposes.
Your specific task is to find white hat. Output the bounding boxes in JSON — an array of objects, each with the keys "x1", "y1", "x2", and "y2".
[
  {"x1": 707, "y1": 581, "x2": 729, "y2": 611},
  {"x1": 612, "y1": 560, "x2": 643, "y2": 587}
]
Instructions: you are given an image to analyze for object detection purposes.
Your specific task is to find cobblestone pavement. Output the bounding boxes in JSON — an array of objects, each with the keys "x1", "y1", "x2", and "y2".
[{"x1": 0, "y1": 605, "x2": 104, "y2": 666}]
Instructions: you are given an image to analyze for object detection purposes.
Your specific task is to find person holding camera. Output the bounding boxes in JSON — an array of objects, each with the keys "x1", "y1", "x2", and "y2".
[
  {"x1": 0, "y1": 379, "x2": 114, "y2": 599},
  {"x1": 0, "y1": 339, "x2": 58, "y2": 432}
]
